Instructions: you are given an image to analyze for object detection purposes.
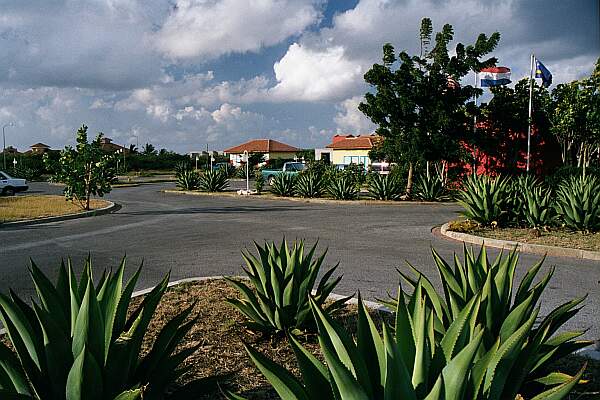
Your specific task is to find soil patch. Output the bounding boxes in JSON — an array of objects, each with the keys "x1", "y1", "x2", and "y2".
[{"x1": 448, "y1": 220, "x2": 600, "y2": 252}]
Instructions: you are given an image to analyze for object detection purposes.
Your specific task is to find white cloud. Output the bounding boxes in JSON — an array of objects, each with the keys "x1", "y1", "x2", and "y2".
[
  {"x1": 156, "y1": 0, "x2": 322, "y2": 59},
  {"x1": 334, "y1": 96, "x2": 376, "y2": 134},
  {"x1": 269, "y1": 43, "x2": 364, "y2": 101}
]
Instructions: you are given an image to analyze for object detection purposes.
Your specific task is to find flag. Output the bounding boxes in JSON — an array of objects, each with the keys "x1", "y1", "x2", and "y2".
[
  {"x1": 535, "y1": 59, "x2": 552, "y2": 87},
  {"x1": 479, "y1": 67, "x2": 511, "y2": 87}
]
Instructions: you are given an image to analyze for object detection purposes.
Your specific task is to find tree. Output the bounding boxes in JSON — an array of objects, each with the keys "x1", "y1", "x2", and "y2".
[
  {"x1": 551, "y1": 58, "x2": 600, "y2": 175},
  {"x1": 45, "y1": 125, "x2": 116, "y2": 210},
  {"x1": 142, "y1": 142, "x2": 157, "y2": 156},
  {"x1": 128, "y1": 143, "x2": 138, "y2": 153},
  {"x1": 359, "y1": 18, "x2": 500, "y2": 195},
  {"x1": 478, "y1": 78, "x2": 554, "y2": 175}
]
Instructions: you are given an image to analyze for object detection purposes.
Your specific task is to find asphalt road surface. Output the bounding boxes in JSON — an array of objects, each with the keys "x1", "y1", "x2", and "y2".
[{"x1": 1, "y1": 182, "x2": 598, "y2": 340}]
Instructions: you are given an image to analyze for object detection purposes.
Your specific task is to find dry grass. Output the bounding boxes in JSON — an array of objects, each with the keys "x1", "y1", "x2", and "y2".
[
  {"x1": 449, "y1": 220, "x2": 600, "y2": 252},
  {"x1": 0, "y1": 195, "x2": 109, "y2": 222}
]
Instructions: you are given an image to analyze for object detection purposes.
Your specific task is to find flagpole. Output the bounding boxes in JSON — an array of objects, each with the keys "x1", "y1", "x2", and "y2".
[
  {"x1": 526, "y1": 54, "x2": 534, "y2": 173},
  {"x1": 473, "y1": 70, "x2": 478, "y2": 174}
]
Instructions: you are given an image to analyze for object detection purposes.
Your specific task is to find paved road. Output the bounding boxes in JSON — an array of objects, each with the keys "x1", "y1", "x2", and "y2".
[{"x1": 1, "y1": 183, "x2": 598, "y2": 340}]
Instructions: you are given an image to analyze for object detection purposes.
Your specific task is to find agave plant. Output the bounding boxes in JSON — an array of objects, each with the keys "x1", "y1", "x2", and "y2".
[
  {"x1": 523, "y1": 185, "x2": 555, "y2": 228},
  {"x1": 176, "y1": 168, "x2": 201, "y2": 190},
  {"x1": 270, "y1": 173, "x2": 296, "y2": 196},
  {"x1": 555, "y1": 175, "x2": 600, "y2": 232},
  {"x1": 0, "y1": 258, "x2": 211, "y2": 400},
  {"x1": 504, "y1": 175, "x2": 541, "y2": 226},
  {"x1": 236, "y1": 286, "x2": 585, "y2": 400},
  {"x1": 457, "y1": 174, "x2": 509, "y2": 226},
  {"x1": 295, "y1": 171, "x2": 326, "y2": 198},
  {"x1": 414, "y1": 174, "x2": 448, "y2": 201},
  {"x1": 366, "y1": 173, "x2": 402, "y2": 200},
  {"x1": 199, "y1": 168, "x2": 229, "y2": 192},
  {"x1": 328, "y1": 175, "x2": 359, "y2": 200},
  {"x1": 225, "y1": 239, "x2": 350, "y2": 333},
  {"x1": 385, "y1": 245, "x2": 590, "y2": 399}
]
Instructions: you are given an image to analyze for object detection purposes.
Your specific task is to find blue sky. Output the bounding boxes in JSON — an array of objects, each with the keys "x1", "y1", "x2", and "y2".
[{"x1": 0, "y1": 0, "x2": 598, "y2": 153}]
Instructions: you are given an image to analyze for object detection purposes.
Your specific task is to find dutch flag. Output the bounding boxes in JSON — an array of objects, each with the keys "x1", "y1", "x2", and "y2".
[{"x1": 479, "y1": 67, "x2": 511, "y2": 87}]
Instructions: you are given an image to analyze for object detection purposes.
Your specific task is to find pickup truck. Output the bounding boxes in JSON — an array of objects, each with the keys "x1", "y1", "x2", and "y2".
[
  {"x1": 0, "y1": 171, "x2": 28, "y2": 196},
  {"x1": 261, "y1": 162, "x2": 305, "y2": 185}
]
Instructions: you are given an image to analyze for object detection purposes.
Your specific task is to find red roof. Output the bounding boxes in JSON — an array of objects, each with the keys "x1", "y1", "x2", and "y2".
[
  {"x1": 224, "y1": 139, "x2": 299, "y2": 154},
  {"x1": 30, "y1": 143, "x2": 50, "y2": 149},
  {"x1": 326, "y1": 135, "x2": 379, "y2": 150}
]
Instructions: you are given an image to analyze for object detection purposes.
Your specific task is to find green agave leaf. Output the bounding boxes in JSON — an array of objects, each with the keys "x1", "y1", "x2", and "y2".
[
  {"x1": 66, "y1": 346, "x2": 103, "y2": 400},
  {"x1": 356, "y1": 294, "x2": 385, "y2": 397},
  {"x1": 530, "y1": 363, "x2": 586, "y2": 400},
  {"x1": 0, "y1": 341, "x2": 30, "y2": 395},
  {"x1": 112, "y1": 389, "x2": 142, "y2": 400},
  {"x1": 441, "y1": 330, "x2": 484, "y2": 399},
  {"x1": 28, "y1": 259, "x2": 69, "y2": 332},
  {"x1": 243, "y1": 342, "x2": 310, "y2": 400},
  {"x1": 382, "y1": 324, "x2": 417, "y2": 400},
  {"x1": 287, "y1": 333, "x2": 333, "y2": 400}
]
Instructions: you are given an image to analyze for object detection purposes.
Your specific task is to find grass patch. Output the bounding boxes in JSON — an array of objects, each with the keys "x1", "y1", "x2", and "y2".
[
  {"x1": 0, "y1": 195, "x2": 109, "y2": 222},
  {"x1": 448, "y1": 220, "x2": 600, "y2": 252}
]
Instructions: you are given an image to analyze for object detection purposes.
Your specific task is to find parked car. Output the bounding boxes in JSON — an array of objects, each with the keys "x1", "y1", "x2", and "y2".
[
  {"x1": 212, "y1": 162, "x2": 230, "y2": 171},
  {"x1": 369, "y1": 162, "x2": 393, "y2": 175},
  {"x1": 261, "y1": 162, "x2": 305, "y2": 185},
  {"x1": 0, "y1": 171, "x2": 28, "y2": 196}
]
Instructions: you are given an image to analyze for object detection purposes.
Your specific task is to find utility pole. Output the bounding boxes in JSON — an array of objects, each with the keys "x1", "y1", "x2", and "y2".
[{"x1": 2, "y1": 122, "x2": 14, "y2": 171}]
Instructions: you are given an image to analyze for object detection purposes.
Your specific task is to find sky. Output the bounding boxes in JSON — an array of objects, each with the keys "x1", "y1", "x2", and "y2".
[{"x1": 1, "y1": 0, "x2": 598, "y2": 153}]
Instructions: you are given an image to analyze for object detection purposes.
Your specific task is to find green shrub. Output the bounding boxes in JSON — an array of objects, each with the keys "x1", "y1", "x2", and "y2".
[
  {"x1": 295, "y1": 171, "x2": 326, "y2": 198},
  {"x1": 523, "y1": 185, "x2": 555, "y2": 228},
  {"x1": 234, "y1": 166, "x2": 246, "y2": 179},
  {"x1": 10, "y1": 165, "x2": 44, "y2": 181},
  {"x1": 199, "y1": 169, "x2": 229, "y2": 192},
  {"x1": 328, "y1": 174, "x2": 359, "y2": 200},
  {"x1": 0, "y1": 258, "x2": 211, "y2": 400},
  {"x1": 388, "y1": 245, "x2": 589, "y2": 399},
  {"x1": 253, "y1": 169, "x2": 264, "y2": 194},
  {"x1": 413, "y1": 174, "x2": 448, "y2": 201},
  {"x1": 504, "y1": 175, "x2": 539, "y2": 225},
  {"x1": 238, "y1": 245, "x2": 586, "y2": 400},
  {"x1": 545, "y1": 165, "x2": 600, "y2": 189},
  {"x1": 225, "y1": 239, "x2": 349, "y2": 333},
  {"x1": 457, "y1": 174, "x2": 509, "y2": 226},
  {"x1": 341, "y1": 163, "x2": 367, "y2": 186},
  {"x1": 366, "y1": 173, "x2": 402, "y2": 200},
  {"x1": 555, "y1": 175, "x2": 600, "y2": 232},
  {"x1": 270, "y1": 173, "x2": 296, "y2": 196},
  {"x1": 175, "y1": 166, "x2": 201, "y2": 190}
]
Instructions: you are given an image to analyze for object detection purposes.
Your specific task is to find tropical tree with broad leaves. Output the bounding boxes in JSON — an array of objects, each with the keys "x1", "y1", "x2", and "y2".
[{"x1": 359, "y1": 18, "x2": 500, "y2": 196}]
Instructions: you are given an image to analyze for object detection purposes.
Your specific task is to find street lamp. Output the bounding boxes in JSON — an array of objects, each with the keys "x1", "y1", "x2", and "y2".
[{"x1": 2, "y1": 122, "x2": 14, "y2": 170}]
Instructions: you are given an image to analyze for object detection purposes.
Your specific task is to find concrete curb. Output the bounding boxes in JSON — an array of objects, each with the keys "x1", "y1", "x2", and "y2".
[
  {"x1": 163, "y1": 189, "x2": 457, "y2": 207},
  {"x1": 439, "y1": 222, "x2": 600, "y2": 261},
  {"x1": 0, "y1": 201, "x2": 120, "y2": 228}
]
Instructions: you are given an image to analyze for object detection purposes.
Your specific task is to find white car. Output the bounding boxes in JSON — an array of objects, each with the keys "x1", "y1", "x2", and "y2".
[{"x1": 0, "y1": 171, "x2": 28, "y2": 196}]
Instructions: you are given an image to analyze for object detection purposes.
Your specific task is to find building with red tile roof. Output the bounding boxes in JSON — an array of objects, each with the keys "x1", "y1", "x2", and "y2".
[
  {"x1": 318, "y1": 134, "x2": 380, "y2": 167},
  {"x1": 223, "y1": 139, "x2": 299, "y2": 166}
]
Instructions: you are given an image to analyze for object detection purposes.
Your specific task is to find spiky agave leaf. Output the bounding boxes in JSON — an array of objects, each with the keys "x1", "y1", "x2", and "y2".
[
  {"x1": 366, "y1": 173, "x2": 403, "y2": 200},
  {"x1": 0, "y1": 258, "x2": 211, "y2": 400},
  {"x1": 225, "y1": 239, "x2": 347, "y2": 334}
]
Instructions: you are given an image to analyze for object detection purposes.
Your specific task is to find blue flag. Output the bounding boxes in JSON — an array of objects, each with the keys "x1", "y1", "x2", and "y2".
[{"x1": 535, "y1": 59, "x2": 552, "y2": 88}]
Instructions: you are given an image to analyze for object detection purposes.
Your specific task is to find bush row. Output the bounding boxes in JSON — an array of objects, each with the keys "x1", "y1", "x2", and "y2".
[{"x1": 458, "y1": 173, "x2": 600, "y2": 232}]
